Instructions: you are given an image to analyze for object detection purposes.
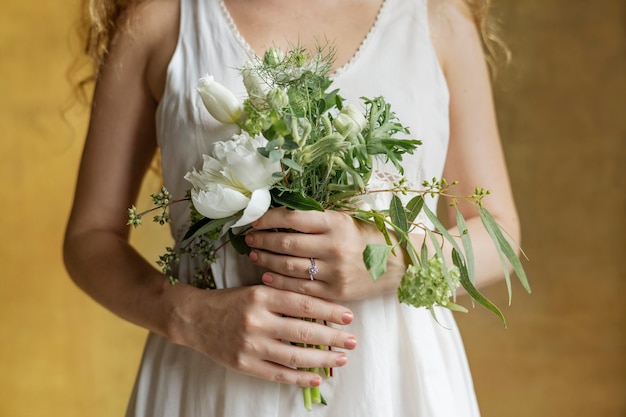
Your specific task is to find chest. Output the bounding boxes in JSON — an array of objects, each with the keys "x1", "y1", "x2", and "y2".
[{"x1": 222, "y1": 0, "x2": 385, "y2": 70}]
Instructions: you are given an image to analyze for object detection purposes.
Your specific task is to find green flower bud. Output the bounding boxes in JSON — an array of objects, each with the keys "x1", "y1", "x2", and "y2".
[{"x1": 263, "y1": 47, "x2": 285, "y2": 67}]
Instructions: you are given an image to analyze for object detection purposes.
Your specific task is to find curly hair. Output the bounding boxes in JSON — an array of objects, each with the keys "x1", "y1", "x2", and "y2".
[
  {"x1": 464, "y1": 0, "x2": 511, "y2": 72},
  {"x1": 76, "y1": 0, "x2": 508, "y2": 89}
]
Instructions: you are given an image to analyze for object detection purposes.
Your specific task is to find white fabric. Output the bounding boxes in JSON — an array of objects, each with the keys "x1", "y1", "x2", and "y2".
[{"x1": 126, "y1": 0, "x2": 481, "y2": 415}]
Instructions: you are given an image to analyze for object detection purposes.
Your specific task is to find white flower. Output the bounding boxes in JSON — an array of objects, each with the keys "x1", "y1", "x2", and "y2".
[
  {"x1": 197, "y1": 75, "x2": 242, "y2": 124},
  {"x1": 333, "y1": 104, "x2": 367, "y2": 138},
  {"x1": 267, "y1": 87, "x2": 289, "y2": 110},
  {"x1": 241, "y1": 65, "x2": 270, "y2": 110},
  {"x1": 184, "y1": 133, "x2": 282, "y2": 228}
]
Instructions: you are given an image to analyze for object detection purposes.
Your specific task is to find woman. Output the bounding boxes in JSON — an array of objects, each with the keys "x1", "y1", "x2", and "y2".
[{"x1": 64, "y1": 0, "x2": 519, "y2": 415}]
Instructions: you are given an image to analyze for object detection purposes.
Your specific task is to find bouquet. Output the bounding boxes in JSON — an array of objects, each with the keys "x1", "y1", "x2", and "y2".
[{"x1": 128, "y1": 45, "x2": 529, "y2": 411}]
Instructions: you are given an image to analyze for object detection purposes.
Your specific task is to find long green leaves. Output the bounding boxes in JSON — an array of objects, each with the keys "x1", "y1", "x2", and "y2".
[
  {"x1": 452, "y1": 249, "x2": 506, "y2": 325},
  {"x1": 479, "y1": 207, "x2": 530, "y2": 303}
]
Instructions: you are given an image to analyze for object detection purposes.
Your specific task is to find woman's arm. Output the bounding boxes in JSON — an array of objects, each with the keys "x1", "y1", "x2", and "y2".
[
  {"x1": 247, "y1": 0, "x2": 520, "y2": 300},
  {"x1": 63, "y1": 1, "x2": 356, "y2": 387},
  {"x1": 432, "y1": 0, "x2": 521, "y2": 288}
]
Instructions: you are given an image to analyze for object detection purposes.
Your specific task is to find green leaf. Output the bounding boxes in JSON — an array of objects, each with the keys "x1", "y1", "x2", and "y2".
[
  {"x1": 445, "y1": 301, "x2": 469, "y2": 313},
  {"x1": 183, "y1": 216, "x2": 233, "y2": 241},
  {"x1": 270, "y1": 189, "x2": 324, "y2": 211},
  {"x1": 479, "y1": 207, "x2": 531, "y2": 298},
  {"x1": 182, "y1": 217, "x2": 211, "y2": 241},
  {"x1": 280, "y1": 158, "x2": 303, "y2": 172},
  {"x1": 420, "y1": 241, "x2": 429, "y2": 267},
  {"x1": 363, "y1": 244, "x2": 393, "y2": 280},
  {"x1": 281, "y1": 139, "x2": 300, "y2": 150},
  {"x1": 229, "y1": 230, "x2": 251, "y2": 255},
  {"x1": 422, "y1": 204, "x2": 464, "y2": 259},
  {"x1": 405, "y1": 195, "x2": 424, "y2": 224},
  {"x1": 389, "y1": 195, "x2": 408, "y2": 244},
  {"x1": 373, "y1": 214, "x2": 393, "y2": 246},
  {"x1": 269, "y1": 149, "x2": 283, "y2": 163},
  {"x1": 452, "y1": 249, "x2": 506, "y2": 325},
  {"x1": 455, "y1": 209, "x2": 476, "y2": 285}
]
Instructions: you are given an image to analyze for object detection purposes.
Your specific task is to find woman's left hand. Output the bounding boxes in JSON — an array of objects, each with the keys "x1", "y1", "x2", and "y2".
[{"x1": 245, "y1": 207, "x2": 406, "y2": 302}]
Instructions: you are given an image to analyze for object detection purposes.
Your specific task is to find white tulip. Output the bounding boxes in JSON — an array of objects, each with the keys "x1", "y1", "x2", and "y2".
[
  {"x1": 241, "y1": 66, "x2": 270, "y2": 110},
  {"x1": 197, "y1": 75, "x2": 242, "y2": 124}
]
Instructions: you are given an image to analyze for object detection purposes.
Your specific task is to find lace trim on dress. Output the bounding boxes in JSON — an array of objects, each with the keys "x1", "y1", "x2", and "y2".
[{"x1": 217, "y1": 0, "x2": 391, "y2": 76}]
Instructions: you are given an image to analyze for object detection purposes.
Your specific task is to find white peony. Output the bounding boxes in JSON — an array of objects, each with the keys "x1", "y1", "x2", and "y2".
[{"x1": 184, "y1": 133, "x2": 282, "y2": 228}]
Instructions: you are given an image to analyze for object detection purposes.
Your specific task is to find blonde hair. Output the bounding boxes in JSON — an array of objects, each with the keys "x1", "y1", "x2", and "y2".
[
  {"x1": 464, "y1": 0, "x2": 511, "y2": 72},
  {"x1": 74, "y1": 0, "x2": 136, "y2": 96},
  {"x1": 76, "y1": 0, "x2": 507, "y2": 89}
]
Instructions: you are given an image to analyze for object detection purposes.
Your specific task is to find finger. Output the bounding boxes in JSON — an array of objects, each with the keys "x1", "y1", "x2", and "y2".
[
  {"x1": 246, "y1": 355, "x2": 333, "y2": 388},
  {"x1": 252, "y1": 207, "x2": 335, "y2": 234},
  {"x1": 249, "y1": 250, "x2": 323, "y2": 280},
  {"x1": 262, "y1": 272, "x2": 328, "y2": 296},
  {"x1": 263, "y1": 338, "x2": 349, "y2": 371},
  {"x1": 261, "y1": 288, "x2": 354, "y2": 326},
  {"x1": 269, "y1": 316, "x2": 358, "y2": 351}
]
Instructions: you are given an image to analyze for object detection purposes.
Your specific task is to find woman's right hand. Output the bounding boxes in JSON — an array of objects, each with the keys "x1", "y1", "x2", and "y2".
[{"x1": 168, "y1": 284, "x2": 357, "y2": 387}]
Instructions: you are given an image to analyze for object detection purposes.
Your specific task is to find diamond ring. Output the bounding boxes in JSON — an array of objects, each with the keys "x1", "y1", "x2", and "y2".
[{"x1": 308, "y1": 258, "x2": 319, "y2": 280}]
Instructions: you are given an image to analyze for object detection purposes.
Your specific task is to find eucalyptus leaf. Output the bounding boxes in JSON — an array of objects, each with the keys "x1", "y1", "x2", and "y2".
[
  {"x1": 281, "y1": 158, "x2": 303, "y2": 172},
  {"x1": 422, "y1": 204, "x2": 464, "y2": 259},
  {"x1": 271, "y1": 189, "x2": 324, "y2": 211},
  {"x1": 374, "y1": 214, "x2": 393, "y2": 246},
  {"x1": 183, "y1": 216, "x2": 233, "y2": 241},
  {"x1": 182, "y1": 217, "x2": 211, "y2": 241},
  {"x1": 389, "y1": 195, "x2": 408, "y2": 244},
  {"x1": 452, "y1": 249, "x2": 506, "y2": 325},
  {"x1": 363, "y1": 244, "x2": 393, "y2": 280},
  {"x1": 479, "y1": 207, "x2": 531, "y2": 295},
  {"x1": 269, "y1": 149, "x2": 283, "y2": 163},
  {"x1": 229, "y1": 230, "x2": 251, "y2": 255},
  {"x1": 445, "y1": 301, "x2": 469, "y2": 313},
  {"x1": 281, "y1": 139, "x2": 300, "y2": 150},
  {"x1": 405, "y1": 195, "x2": 424, "y2": 224},
  {"x1": 455, "y1": 209, "x2": 475, "y2": 285}
]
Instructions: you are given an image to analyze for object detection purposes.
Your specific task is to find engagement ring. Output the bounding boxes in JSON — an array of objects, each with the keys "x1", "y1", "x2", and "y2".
[{"x1": 308, "y1": 258, "x2": 319, "y2": 280}]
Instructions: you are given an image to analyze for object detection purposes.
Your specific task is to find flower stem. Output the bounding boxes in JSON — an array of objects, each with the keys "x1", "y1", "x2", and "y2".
[{"x1": 302, "y1": 386, "x2": 313, "y2": 411}]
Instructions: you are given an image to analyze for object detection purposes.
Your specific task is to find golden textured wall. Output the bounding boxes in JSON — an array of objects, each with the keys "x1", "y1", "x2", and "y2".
[{"x1": 1, "y1": 1, "x2": 624, "y2": 416}]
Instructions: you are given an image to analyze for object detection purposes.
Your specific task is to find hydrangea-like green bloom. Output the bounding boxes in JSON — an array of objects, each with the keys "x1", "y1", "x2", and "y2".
[{"x1": 397, "y1": 256, "x2": 461, "y2": 310}]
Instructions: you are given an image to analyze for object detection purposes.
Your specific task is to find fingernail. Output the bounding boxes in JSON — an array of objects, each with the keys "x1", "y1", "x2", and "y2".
[
  {"x1": 335, "y1": 355, "x2": 348, "y2": 366},
  {"x1": 262, "y1": 273, "x2": 273, "y2": 284},
  {"x1": 310, "y1": 376, "x2": 321, "y2": 387},
  {"x1": 249, "y1": 251, "x2": 258, "y2": 262},
  {"x1": 344, "y1": 337, "x2": 357, "y2": 350},
  {"x1": 342, "y1": 312, "x2": 354, "y2": 324},
  {"x1": 245, "y1": 234, "x2": 253, "y2": 245}
]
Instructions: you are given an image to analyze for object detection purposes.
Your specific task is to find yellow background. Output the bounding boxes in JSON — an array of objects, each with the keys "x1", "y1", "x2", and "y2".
[{"x1": 1, "y1": 1, "x2": 624, "y2": 416}]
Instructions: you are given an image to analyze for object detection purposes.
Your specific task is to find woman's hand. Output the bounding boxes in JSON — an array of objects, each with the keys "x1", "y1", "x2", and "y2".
[
  {"x1": 169, "y1": 284, "x2": 357, "y2": 387},
  {"x1": 244, "y1": 207, "x2": 407, "y2": 302}
]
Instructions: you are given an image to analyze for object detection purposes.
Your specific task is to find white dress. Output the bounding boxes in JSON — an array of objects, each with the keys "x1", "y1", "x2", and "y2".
[{"x1": 126, "y1": 0, "x2": 481, "y2": 415}]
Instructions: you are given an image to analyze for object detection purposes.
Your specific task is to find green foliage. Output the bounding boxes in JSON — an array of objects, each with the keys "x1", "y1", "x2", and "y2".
[{"x1": 128, "y1": 44, "x2": 529, "y2": 327}]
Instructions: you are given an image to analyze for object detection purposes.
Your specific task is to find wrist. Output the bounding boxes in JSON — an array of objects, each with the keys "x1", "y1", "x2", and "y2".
[{"x1": 160, "y1": 280, "x2": 204, "y2": 346}]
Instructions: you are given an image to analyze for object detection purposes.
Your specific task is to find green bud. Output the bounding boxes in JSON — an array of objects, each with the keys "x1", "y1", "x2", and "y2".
[{"x1": 263, "y1": 47, "x2": 285, "y2": 67}]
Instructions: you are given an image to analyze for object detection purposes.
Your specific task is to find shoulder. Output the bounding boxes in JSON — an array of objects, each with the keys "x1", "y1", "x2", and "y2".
[
  {"x1": 428, "y1": 0, "x2": 483, "y2": 76},
  {"x1": 110, "y1": 0, "x2": 180, "y2": 100}
]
